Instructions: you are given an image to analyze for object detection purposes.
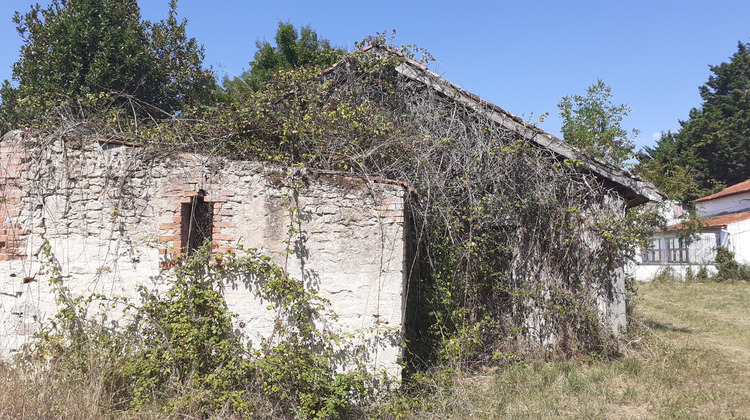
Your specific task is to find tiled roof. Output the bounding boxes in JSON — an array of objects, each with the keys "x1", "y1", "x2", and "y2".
[
  {"x1": 668, "y1": 210, "x2": 750, "y2": 230},
  {"x1": 694, "y1": 179, "x2": 750, "y2": 202}
]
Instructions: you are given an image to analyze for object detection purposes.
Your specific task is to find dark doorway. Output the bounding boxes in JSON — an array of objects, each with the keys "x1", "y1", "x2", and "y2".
[{"x1": 180, "y1": 192, "x2": 213, "y2": 254}]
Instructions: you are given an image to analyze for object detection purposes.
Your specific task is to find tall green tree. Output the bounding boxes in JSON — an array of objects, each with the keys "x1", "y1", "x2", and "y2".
[
  {"x1": 557, "y1": 79, "x2": 638, "y2": 167},
  {"x1": 146, "y1": 0, "x2": 217, "y2": 113},
  {"x1": 635, "y1": 131, "x2": 705, "y2": 203},
  {"x1": 0, "y1": 0, "x2": 215, "y2": 133},
  {"x1": 638, "y1": 42, "x2": 750, "y2": 201},
  {"x1": 222, "y1": 22, "x2": 343, "y2": 99}
]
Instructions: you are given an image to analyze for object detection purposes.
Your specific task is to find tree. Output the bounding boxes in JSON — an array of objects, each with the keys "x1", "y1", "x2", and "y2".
[
  {"x1": 639, "y1": 42, "x2": 750, "y2": 200},
  {"x1": 145, "y1": 0, "x2": 217, "y2": 113},
  {"x1": 635, "y1": 131, "x2": 709, "y2": 203},
  {"x1": 222, "y1": 22, "x2": 343, "y2": 99},
  {"x1": 0, "y1": 0, "x2": 215, "y2": 133},
  {"x1": 635, "y1": 131, "x2": 705, "y2": 203},
  {"x1": 557, "y1": 79, "x2": 638, "y2": 167}
]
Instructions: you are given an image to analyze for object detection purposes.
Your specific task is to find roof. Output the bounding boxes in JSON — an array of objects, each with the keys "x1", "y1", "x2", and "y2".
[
  {"x1": 667, "y1": 210, "x2": 750, "y2": 230},
  {"x1": 358, "y1": 45, "x2": 664, "y2": 207},
  {"x1": 694, "y1": 179, "x2": 750, "y2": 203}
]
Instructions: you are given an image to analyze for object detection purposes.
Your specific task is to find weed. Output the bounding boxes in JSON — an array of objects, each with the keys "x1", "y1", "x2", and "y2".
[
  {"x1": 651, "y1": 266, "x2": 681, "y2": 283},
  {"x1": 620, "y1": 357, "x2": 642, "y2": 376},
  {"x1": 697, "y1": 265, "x2": 709, "y2": 281}
]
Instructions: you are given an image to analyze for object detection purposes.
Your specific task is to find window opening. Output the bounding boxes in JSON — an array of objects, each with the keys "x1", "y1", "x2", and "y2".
[
  {"x1": 180, "y1": 191, "x2": 213, "y2": 255},
  {"x1": 641, "y1": 238, "x2": 661, "y2": 263},
  {"x1": 641, "y1": 237, "x2": 690, "y2": 263},
  {"x1": 664, "y1": 237, "x2": 689, "y2": 262}
]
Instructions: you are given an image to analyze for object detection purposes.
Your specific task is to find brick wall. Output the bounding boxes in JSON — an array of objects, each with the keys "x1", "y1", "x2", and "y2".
[
  {"x1": 0, "y1": 138, "x2": 29, "y2": 262},
  {"x1": 158, "y1": 180, "x2": 237, "y2": 267}
]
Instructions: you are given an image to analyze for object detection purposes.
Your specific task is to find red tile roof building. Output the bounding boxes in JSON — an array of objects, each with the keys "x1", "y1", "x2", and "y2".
[
  {"x1": 633, "y1": 179, "x2": 750, "y2": 281},
  {"x1": 694, "y1": 179, "x2": 750, "y2": 203}
]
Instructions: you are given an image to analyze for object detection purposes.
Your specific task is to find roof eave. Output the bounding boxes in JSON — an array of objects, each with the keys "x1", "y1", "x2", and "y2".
[{"x1": 392, "y1": 58, "x2": 664, "y2": 206}]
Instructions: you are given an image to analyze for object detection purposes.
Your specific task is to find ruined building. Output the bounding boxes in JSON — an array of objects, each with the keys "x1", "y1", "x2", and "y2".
[{"x1": 0, "y1": 48, "x2": 662, "y2": 375}]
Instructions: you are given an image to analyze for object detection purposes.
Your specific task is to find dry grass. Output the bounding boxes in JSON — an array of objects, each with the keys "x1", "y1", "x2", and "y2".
[
  {"x1": 0, "y1": 360, "x2": 107, "y2": 419},
  {"x1": 399, "y1": 280, "x2": 750, "y2": 419},
  {"x1": 0, "y1": 354, "x2": 174, "y2": 420}
]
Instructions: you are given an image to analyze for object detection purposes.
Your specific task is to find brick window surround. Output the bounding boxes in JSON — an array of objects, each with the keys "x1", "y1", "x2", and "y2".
[{"x1": 159, "y1": 180, "x2": 235, "y2": 268}]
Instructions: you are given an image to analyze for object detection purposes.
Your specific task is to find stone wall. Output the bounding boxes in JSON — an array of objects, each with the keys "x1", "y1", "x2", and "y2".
[{"x1": 0, "y1": 131, "x2": 410, "y2": 378}]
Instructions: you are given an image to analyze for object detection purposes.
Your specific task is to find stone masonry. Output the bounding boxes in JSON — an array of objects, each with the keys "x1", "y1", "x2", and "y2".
[{"x1": 0, "y1": 130, "x2": 410, "y2": 378}]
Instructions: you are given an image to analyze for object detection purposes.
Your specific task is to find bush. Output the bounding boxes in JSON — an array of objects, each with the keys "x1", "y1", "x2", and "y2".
[
  {"x1": 22, "y1": 243, "x2": 380, "y2": 418},
  {"x1": 714, "y1": 246, "x2": 750, "y2": 282},
  {"x1": 697, "y1": 266, "x2": 710, "y2": 281},
  {"x1": 651, "y1": 267, "x2": 680, "y2": 283}
]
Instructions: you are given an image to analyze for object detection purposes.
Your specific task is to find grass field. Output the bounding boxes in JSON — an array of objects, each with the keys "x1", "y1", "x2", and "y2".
[{"x1": 403, "y1": 280, "x2": 750, "y2": 419}]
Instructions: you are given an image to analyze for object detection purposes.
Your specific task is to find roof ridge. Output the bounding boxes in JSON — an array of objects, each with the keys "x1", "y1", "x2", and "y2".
[{"x1": 694, "y1": 179, "x2": 750, "y2": 203}]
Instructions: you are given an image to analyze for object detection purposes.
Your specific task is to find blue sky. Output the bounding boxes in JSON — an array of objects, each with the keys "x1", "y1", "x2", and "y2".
[{"x1": 1, "y1": 0, "x2": 749, "y2": 152}]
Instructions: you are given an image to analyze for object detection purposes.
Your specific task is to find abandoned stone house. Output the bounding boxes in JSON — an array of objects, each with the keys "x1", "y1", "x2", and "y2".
[
  {"x1": 0, "y1": 130, "x2": 412, "y2": 377},
  {"x1": 0, "y1": 51, "x2": 662, "y2": 377}
]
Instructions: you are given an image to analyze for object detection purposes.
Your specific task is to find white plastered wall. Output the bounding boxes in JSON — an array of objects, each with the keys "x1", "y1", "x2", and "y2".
[{"x1": 0, "y1": 132, "x2": 409, "y2": 379}]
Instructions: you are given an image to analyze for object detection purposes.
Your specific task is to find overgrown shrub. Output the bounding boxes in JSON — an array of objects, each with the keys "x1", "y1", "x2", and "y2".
[
  {"x1": 697, "y1": 266, "x2": 710, "y2": 281},
  {"x1": 714, "y1": 246, "x2": 750, "y2": 282},
  {"x1": 224, "y1": 42, "x2": 660, "y2": 365},
  {"x1": 651, "y1": 267, "x2": 680, "y2": 283},
  {"x1": 23, "y1": 243, "x2": 378, "y2": 418}
]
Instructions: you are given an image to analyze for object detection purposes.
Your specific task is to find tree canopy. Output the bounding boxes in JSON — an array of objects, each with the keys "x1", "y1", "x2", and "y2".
[
  {"x1": 222, "y1": 22, "x2": 343, "y2": 100},
  {"x1": 144, "y1": 0, "x2": 217, "y2": 112},
  {"x1": 637, "y1": 42, "x2": 750, "y2": 201},
  {"x1": 0, "y1": 0, "x2": 215, "y2": 134},
  {"x1": 557, "y1": 79, "x2": 637, "y2": 167}
]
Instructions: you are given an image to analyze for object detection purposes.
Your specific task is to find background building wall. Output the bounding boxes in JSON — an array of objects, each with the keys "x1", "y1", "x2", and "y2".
[
  {"x1": 697, "y1": 193, "x2": 750, "y2": 217},
  {"x1": 727, "y1": 218, "x2": 750, "y2": 264}
]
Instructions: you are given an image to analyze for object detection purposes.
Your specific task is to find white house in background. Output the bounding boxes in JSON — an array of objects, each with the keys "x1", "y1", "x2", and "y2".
[{"x1": 632, "y1": 179, "x2": 750, "y2": 281}]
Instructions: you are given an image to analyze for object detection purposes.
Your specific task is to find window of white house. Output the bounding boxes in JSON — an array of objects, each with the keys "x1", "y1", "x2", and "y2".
[
  {"x1": 664, "y1": 237, "x2": 689, "y2": 262},
  {"x1": 641, "y1": 232, "x2": 719, "y2": 264},
  {"x1": 641, "y1": 238, "x2": 661, "y2": 263},
  {"x1": 641, "y1": 237, "x2": 689, "y2": 263}
]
